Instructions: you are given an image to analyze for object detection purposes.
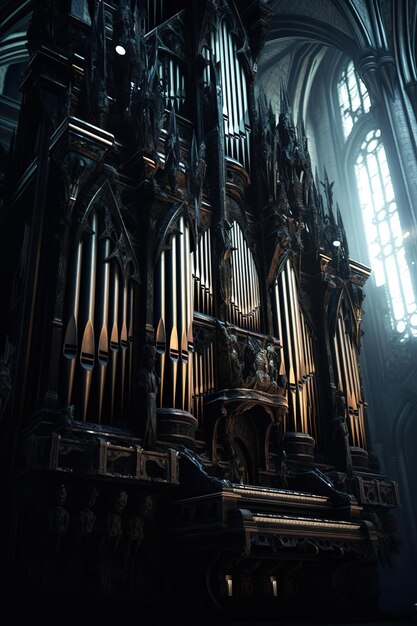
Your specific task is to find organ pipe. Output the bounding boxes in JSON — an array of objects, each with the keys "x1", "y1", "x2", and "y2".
[
  {"x1": 159, "y1": 53, "x2": 186, "y2": 113},
  {"x1": 119, "y1": 277, "x2": 129, "y2": 416},
  {"x1": 97, "y1": 237, "x2": 110, "y2": 422},
  {"x1": 280, "y1": 268, "x2": 297, "y2": 431},
  {"x1": 109, "y1": 265, "x2": 119, "y2": 421},
  {"x1": 170, "y1": 235, "x2": 178, "y2": 407},
  {"x1": 187, "y1": 321, "x2": 194, "y2": 413},
  {"x1": 156, "y1": 220, "x2": 195, "y2": 412},
  {"x1": 210, "y1": 21, "x2": 250, "y2": 169},
  {"x1": 156, "y1": 317, "x2": 166, "y2": 406},
  {"x1": 156, "y1": 248, "x2": 166, "y2": 406},
  {"x1": 181, "y1": 329, "x2": 188, "y2": 411},
  {"x1": 192, "y1": 228, "x2": 215, "y2": 318},
  {"x1": 80, "y1": 211, "x2": 98, "y2": 420},
  {"x1": 127, "y1": 281, "x2": 134, "y2": 415},
  {"x1": 63, "y1": 206, "x2": 136, "y2": 425},
  {"x1": 207, "y1": 230, "x2": 213, "y2": 316},
  {"x1": 274, "y1": 262, "x2": 319, "y2": 442},
  {"x1": 227, "y1": 222, "x2": 260, "y2": 331},
  {"x1": 63, "y1": 240, "x2": 83, "y2": 404},
  {"x1": 334, "y1": 310, "x2": 367, "y2": 450},
  {"x1": 204, "y1": 231, "x2": 211, "y2": 314}
]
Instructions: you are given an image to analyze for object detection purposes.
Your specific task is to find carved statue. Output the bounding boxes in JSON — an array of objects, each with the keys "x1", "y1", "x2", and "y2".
[
  {"x1": 218, "y1": 322, "x2": 242, "y2": 387},
  {"x1": 99, "y1": 490, "x2": 128, "y2": 594},
  {"x1": 124, "y1": 494, "x2": 150, "y2": 581},
  {"x1": 280, "y1": 450, "x2": 289, "y2": 488},
  {"x1": 100, "y1": 489, "x2": 128, "y2": 566},
  {"x1": 127, "y1": 511, "x2": 143, "y2": 547},
  {"x1": 165, "y1": 107, "x2": 181, "y2": 193},
  {"x1": 127, "y1": 494, "x2": 157, "y2": 592},
  {"x1": 137, "y1": 345, "x2": 160, "y2": 450},
  {"x1": 245, "y1": 336, "x2": 281, "y2": 394},
  {"x1": 217, "y1": 221, "x2": 234, "y2": 309},
  {"x1": 48, "y1": 483, "x2": 70, "y2": 557},
  {"x1": 188, "y1": 134, "x2": 206, "y2": 227},
  {"x1": 332, "y1": 390, "x2": 353, "y2": 478},
  {"x1": 77, "y1": 484, "x2": 98, "y2": 538}
]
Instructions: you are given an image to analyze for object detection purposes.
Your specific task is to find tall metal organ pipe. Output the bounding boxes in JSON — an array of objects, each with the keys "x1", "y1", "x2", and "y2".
[
  {"x1": 79, "y1": 211, "x2": 98, "y2": 420},
  {"x1": 334, "y1": 310, "x2": 367, "y2": 450},
  {"x1": 227, "y1": 222, "x2": 260, "y2": 332},
  {"x1": 155, "y1": 220, "x2": 194, "y2": 412},
  {"x1": 273, "y1": 261, "x2": 320, "y2": 443},
  {"x1": 210, "y1": 21, "x2": 250, "y2": 169},
  {"x1": 62, "y1": 210, "x2": 135, "y2": 425}
]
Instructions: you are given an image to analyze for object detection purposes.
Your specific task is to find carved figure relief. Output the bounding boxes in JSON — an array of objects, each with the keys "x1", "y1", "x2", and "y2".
[
  {"x1": 137, "y1": 345, "x2": 160, "y2": 450},
  {"x1": 218, "y1": 325, "x2": 286, "y2": 395},
  {"x1": 332, "y1": 391, "x2": 353, "y2": 478},
  {"x1": 48, "y1": 484, "x2": 70, "y2": 558}
]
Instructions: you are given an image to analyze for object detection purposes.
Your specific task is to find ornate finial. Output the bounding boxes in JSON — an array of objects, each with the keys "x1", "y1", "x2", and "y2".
[{"x1": 320, "y1": 167, "x2": 334, "y2": 211}]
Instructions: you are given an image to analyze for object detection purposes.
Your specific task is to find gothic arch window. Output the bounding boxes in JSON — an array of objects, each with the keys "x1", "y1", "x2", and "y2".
[
  {"x1": 338, "y1": 61, "x2": 417, "y2": 338},
  {"x1": 338, "y1": 61, "x2": 370, "y2": 140}
]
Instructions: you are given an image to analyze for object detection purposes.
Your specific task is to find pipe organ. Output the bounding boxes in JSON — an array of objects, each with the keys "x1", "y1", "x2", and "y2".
[
  {"x1": 62, "y1": 208, "x2": 135, "y2": 424},
  {"x1": 159, "y1": 56, "x2": 186, "y2": 114},
  {"x1": 273, "y1": 262, "x2": 319, "y2": 443},
  {"x1": 192, "y1": 227, "x2": 214, "y2": 317},
  {"x1": 3, "y1": 2, "x2": 400, "y2": 619},
  {"x1": 155, "y1": 216, "x2": 194, "y2": 411},
  {"x1": 333, "y1": 306, "x2": 367, "y2": 449},
  {"x1": 208, "y1": 21, "x2": 251, "y2": 169},
  {"x1": 228, "y1": 221, "x2": 261, "y2": 331}
]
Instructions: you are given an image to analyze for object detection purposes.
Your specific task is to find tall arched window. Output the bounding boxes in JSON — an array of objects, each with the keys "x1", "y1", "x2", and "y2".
[
  {"x1": 338, "y1": 61, "x2": 417, "y2": 338},
  {"x1": 338, "y1": 61, "x2": 370, "y2": 139}
]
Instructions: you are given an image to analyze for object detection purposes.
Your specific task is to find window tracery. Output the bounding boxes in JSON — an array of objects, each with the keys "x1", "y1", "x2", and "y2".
[{"x1": 338, "y1": 63, "x2": 417, "y2": 338}]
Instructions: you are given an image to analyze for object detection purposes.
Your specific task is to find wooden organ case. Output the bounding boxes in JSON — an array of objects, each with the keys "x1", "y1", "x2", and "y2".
[{"x1": 0, "y1": 0, "x2": 400, "y2": 621}]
